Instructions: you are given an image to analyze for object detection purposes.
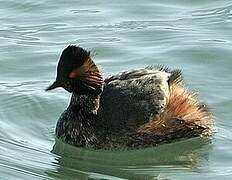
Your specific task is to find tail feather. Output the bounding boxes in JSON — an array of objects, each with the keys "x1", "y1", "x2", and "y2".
[
  {"x1": 168, "y1": 69, "x2": 183, "y2": 85},
  {"x1": 138, "y1": 83, "x2": 213, "y2": 138},
  {"x1": 145, "y1": 65, "x2": 183, "y2": 85}
]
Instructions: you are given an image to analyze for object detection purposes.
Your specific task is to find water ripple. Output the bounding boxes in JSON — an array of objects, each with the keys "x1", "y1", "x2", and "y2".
[
  {"x1": 70, "y1": 9, "x2": 101, "y2": 14},
  {"x1": 191, "y1": 4, "x2": 232, "y2": 25}
]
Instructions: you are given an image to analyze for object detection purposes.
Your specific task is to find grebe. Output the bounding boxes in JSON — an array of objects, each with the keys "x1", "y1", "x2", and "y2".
[{"x1": 46, "y1": 45, "x2": 213, "y2": 149}]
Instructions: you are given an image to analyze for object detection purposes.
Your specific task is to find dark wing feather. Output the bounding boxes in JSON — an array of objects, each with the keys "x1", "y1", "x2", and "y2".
[{"x1": 98, "y1": 69, "x2": 170, "y2": 133}]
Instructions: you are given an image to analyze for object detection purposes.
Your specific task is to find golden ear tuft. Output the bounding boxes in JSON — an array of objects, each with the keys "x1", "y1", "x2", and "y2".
[{"x1": 71, "y1": 58, "x2": 103, "y2": 87}]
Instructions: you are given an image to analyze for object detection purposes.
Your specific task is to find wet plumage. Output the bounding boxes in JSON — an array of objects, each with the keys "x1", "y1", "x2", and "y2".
[{"x1": 46, "y1": 45, "x2": 213, "y2": 149}]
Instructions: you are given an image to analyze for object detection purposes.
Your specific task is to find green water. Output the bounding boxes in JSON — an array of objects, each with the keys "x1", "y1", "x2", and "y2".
[{"x1": 0, "y1": 0, "x2": 232, "y2": 179}]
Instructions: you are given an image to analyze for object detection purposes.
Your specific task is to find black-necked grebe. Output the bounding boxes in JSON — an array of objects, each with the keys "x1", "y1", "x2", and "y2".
[{"x1": 46, "y1": 45, "x2": 213, "y2": 149}]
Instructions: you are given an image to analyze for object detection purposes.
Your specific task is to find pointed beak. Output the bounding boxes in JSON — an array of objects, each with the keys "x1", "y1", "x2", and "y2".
[{"x1": 46, "y1": 81, "x2": 62, "y2": 91}]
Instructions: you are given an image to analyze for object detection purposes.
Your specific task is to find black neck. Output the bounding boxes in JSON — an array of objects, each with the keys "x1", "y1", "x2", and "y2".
[
  {"x1": 69, "y1": 93, "x2": 100, "y2": 113},
  {"x1": 58, "y1": 93, "x2": 101, "y2": 147}
]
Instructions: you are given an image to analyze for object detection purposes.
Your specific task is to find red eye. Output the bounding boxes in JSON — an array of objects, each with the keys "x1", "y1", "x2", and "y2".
[{"x1": 69, "y1": 71, "x2": 78, "y2": 79}]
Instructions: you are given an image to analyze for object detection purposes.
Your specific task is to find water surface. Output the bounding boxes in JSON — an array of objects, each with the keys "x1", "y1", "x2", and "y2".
[{"x1": 0, "y1": 0, "x2": 232, "y2": 179}]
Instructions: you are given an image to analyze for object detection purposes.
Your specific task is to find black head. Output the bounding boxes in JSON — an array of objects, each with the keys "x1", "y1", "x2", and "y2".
[{"x1": 46, "y1": 45, "x2": 103, "y2": 95}]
